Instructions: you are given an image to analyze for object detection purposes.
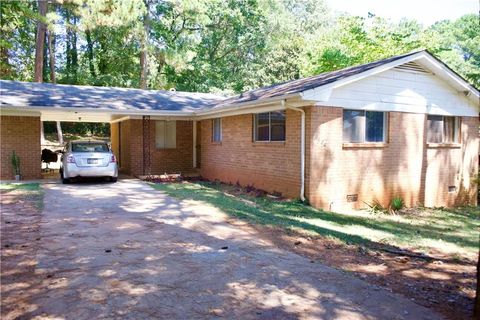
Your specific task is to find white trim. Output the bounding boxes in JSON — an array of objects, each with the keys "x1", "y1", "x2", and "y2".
[
  {"x1": 193, "y1": 120, "x2": 197, "y2": 168},
  {"x1": 197, "y1": 103, "x2": 287, "y2": 120},
  {"x1": 284, "y1": 101, "x2": 305, "y2": 202}
]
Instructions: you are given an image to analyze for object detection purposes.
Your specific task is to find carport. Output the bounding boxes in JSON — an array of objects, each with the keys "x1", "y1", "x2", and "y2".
[{"x1": 0, "y1": 80, "x2": 222, "y2": 180}]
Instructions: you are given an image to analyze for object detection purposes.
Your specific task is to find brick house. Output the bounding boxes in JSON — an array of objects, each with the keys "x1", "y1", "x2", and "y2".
[{"x1": 1, "y1": 50, "x2": 479, "y2": 211}]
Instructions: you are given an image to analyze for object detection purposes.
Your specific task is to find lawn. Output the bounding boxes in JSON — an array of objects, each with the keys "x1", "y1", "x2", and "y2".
[
  {"x1": 151, "y1": 181, "x2": 480, "y2": 259},
  {"x1": 0, "y1": 183, "x2": 44, "y2": 210}
]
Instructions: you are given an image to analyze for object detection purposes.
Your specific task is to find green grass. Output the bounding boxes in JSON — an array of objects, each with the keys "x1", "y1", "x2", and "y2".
[
  {"x1": 151, "y1": 181, "x2": 480, "y2": 258},
  {"x1": 0, "y1": 183, "x2": 44, "y2": 210},
  {"x1": 0, "y1": 183, "x2": 41, "y2": 192}
]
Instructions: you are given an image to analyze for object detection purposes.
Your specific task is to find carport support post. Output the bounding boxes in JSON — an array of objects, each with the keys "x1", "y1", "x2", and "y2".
[
  {"x1": 193, "y1": 120, "x2": 197, "y2": 168},
  {"x1": 142, "y1": 115, "x2": 151, "y2": 176}
]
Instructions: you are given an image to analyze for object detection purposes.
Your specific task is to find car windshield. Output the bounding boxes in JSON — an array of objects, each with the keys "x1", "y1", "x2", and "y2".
[{"x1": 71, "y1": 143, "x2": 109, "y2": 153}]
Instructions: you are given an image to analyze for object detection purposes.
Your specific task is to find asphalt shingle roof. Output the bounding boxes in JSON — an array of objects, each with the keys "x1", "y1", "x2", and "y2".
[
  {"x1": 4, "y1": 50, "x2": 475, "y2": 113},
  {"x1": 0, "y1": 80, "x2": 225, "y2": 112}
]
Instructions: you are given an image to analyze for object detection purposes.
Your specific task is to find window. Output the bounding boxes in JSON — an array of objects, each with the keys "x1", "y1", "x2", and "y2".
[
  {"x1": 343, "y1": 110, "x2": 387, "y2": 143},
  {"x1": 212, "y1": 118, "x2": 222, "y2": 142},
  {"x1": 254, "y1": 111, "x2": 286, "y2": 142},
  {"x1": 71, "y1": 142, "x2": 109, "y2": 153},
  {"x1": 155, "y1": 121, "x2": 176, "y2": 149},
  {"x1": 427, "y1": 115, "x2": 460, "y2": 143}
]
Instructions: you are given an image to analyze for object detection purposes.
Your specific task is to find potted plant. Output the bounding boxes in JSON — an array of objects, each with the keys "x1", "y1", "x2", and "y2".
[{"x1": 11, "y1": 151, "x2": 21, "y2": 181}]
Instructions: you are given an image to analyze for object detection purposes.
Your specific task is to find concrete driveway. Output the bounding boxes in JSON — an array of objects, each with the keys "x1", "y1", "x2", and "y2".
[{"x1": 2, "y1": 179, "x2": 442, "y2": 319}]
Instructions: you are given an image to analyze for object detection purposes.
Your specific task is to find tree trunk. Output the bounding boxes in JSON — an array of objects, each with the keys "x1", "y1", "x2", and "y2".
[
  {"x1": 47, "y1": 30, "x2": 55, "y2": 83},
  {"x1": 85, "y1": 30, "x2": 96, "y2": 78},
  {"x1": 34, "y1": 0, "x2": 47, "y2": 82},
  {"x1": 48, "y1": 27, "x2": 63, "y2": 145},
  {"x1": 56, "y1": 121, "x2": 64, "y2": 145},
  {"x1": 71, "y1": 16, "x2": 78, "y2": 83},
  {"x1": 474, "y1": 249, "x2": 480, "y2": 319},
  {"x1": 140, "y1": 47, "x2": 148, "y2": 89},
  {"x1": 40, "y1": 121, "x2": 46, "y2": 145},
  {"x1": 139, "y1": 0, "x2": 149, "y2": 89}
]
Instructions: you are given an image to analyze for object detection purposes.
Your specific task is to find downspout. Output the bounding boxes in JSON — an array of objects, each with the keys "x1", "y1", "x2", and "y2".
[{"x1": 282, "y1": 100, "x2": 306, "y2": 201}]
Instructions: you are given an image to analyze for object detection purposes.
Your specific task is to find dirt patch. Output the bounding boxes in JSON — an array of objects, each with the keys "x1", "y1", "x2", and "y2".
[
  {"x1": 0, "y1": 187, "x2": 44, "y2": 319},
  {"x1": 241, "y1": 223, "x2": 476, "y2": 320}
]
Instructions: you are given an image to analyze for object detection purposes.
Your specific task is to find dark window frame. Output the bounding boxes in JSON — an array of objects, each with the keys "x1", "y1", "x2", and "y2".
[
  {"x1": 253, "y1": 111, "x2": 286, "y2": 142},
  {"x1": 427, "y1": 115, "x2": 460, "y2": 144},
  {"x1": 343, "y1": 109, "x2": 388, "y2": 143}
]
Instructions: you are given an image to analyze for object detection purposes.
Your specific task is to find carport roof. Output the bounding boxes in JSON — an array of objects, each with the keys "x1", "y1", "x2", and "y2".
[{"x1": 0, "y1": 80, "x2": 226, "y2": 112}]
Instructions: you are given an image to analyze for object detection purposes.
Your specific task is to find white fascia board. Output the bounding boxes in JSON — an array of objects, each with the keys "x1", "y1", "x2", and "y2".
[
  {"x1": 0, "y1": 105, "x2": 197, "y2": 117},
  {"x1": 196, "y1": 94, "x2": 301, "y2": 120},
  {"x1": 196, "y1": 103, "x2": 286, "y2": 120},
  {"x1": 416, "y1": 55, "x2": 480, "y2": 104}
]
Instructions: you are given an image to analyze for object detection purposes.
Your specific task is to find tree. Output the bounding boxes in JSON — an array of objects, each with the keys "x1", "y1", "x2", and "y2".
[
  {"x1": 34, "y1": 0, "x2": 47, "y2": 82},
  {"x1": 475, "y1": 249, "x2": 480, "y2": 318}
]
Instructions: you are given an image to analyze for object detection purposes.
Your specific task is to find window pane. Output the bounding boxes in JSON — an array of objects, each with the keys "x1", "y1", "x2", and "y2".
[
  {"x1": 255, "y1": 113, "x2": 270, "y2": 141},
  {"x1": 366, "y1": 111, "x2": 385, "y2": 142},
  {"x1": 155, "y1": 121, "x2": 166, "y2": 148},
  {"x1": 155, "y1": 121, "x2": 176, "y2": 148},
  {"x1": 443, "y1": 116, "x2": 456, "y2": 143},
  {"x1": 427, "y1": 115, "x2": 443, "y2": 143},
  {"x1": 72, "y1": 143, "x2": 109, "y2": 153},
  {"x1": 343, "y1": 110, "x2": 364, "y2": 142},
  {"x1": 270, "y1": 111, "x2": 285, "y2": 141},
  {"x1": 165, "y1": 121, "x2": 176, "y2": 148},
  {"x1": 212, "y1": 118, "x2": 222, "y2": 142}
]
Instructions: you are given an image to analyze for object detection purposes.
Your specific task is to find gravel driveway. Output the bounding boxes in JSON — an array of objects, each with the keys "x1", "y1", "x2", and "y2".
[{"x1": 2, "y1": 179, "x2": 442, "y2": 319}]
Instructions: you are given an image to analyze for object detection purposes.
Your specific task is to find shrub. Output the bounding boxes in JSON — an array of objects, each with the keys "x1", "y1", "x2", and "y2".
[
  {"x1": 364, "y1": 199, "x2": 385, "y2": 214},
  {"x1": 391, "y1": 196, "x2": 404, "y2": 212},
  {"x1": 11, "y1": 151, "x2": 20, "y2": 176}
]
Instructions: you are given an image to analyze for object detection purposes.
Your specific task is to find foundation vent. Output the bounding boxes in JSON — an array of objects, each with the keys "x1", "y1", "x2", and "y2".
[
  {"x1": 394, "y1": 61, "x2": 430, "y2": 74},
  {"x1": 448, "y1": 186, "x2": 457, "y2": 193},
  {"x1": 346, "y1": 194, "x2": 358, "y2": 202}
]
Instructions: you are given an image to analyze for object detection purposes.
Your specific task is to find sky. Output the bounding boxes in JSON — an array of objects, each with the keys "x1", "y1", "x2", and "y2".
[{"x1": 326, "y1": 0, "x2": 479, "y2": 26}]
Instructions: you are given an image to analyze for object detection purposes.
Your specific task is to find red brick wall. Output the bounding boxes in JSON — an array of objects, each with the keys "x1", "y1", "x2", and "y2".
[
  {"x1": 119, "y1": 119, "x2": 193, "y2": 176},
  {"x1": 424, "y1": 116, "x2": 479, "y2": 207},
  {"x1": 0, "y1": 116, "x2": 41, "y2": 180},
  {"x1": 306, "y1": 106, "x2": 479, "y2": 211},
  {"x1": 199, "y1": 110, "x2": 302, "y2": 197}
]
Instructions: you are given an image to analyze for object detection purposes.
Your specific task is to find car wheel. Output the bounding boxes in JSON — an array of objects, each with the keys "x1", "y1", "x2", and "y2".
[
  {"x1": 110, "y1": 177, "x2": 118, "y2": 183},
  {"x1": 62, "y1": 177, "x2": 70, "y2": 184}
]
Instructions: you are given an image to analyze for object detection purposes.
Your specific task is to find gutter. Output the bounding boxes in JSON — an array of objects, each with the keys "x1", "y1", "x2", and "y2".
[{"x1": 282, "y1": 100, "x2": 306, "y2": 202}]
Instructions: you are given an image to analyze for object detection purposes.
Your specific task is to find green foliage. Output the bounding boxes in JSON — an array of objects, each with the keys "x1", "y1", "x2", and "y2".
[
  {"x1": 10, "y1": 151, "x2": 20, "y2": 175},
  {"x1": 43, "y1": 121, "x2": 110, "y2": 137},
  {"x1": 391, "y1": 197, "x2": 404, "y2": 212},
  {"x1": 1, "y1": 0, "x2": 478, "y2": 91},
  {"x1": 364, "y1": 199, "x2": 385, "y2": 215}
]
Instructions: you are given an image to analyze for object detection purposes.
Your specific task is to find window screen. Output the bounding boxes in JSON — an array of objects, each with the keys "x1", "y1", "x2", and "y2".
[
  {"x1": 212, "y1": 118, "x2": 222, "y2": 142},
  {"x1": 343, "y1": 110, "x2": 387, "y2": 143},
  {"x1": 254, "y1": 111, "x2": 286, "y2": 142},
  {"x1": 270, "y1": 111, "x2": 286, "y2": 141},
  {"x1": 155, "y1": 121, "x2": 176, "y2": 149},
  {"x1": 343, "y1": 110, "x2": 365, "y2": 142},
  {"x1": 427, "y1": 115, "x2": 460, "y2": 143}
]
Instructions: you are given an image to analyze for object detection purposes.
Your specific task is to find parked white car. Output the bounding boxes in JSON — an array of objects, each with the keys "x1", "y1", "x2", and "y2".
[{"x1": 60, "y1": 140, "x2": 118, "y2": 184}]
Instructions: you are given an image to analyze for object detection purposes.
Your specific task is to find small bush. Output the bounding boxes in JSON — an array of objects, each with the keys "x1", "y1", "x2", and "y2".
[
  {"x1": 391, "y1": 197, "x2": 404, "y2": 212},
  {"x1": 364, "y1": 199, "x2": 385, "y2": 214}
]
